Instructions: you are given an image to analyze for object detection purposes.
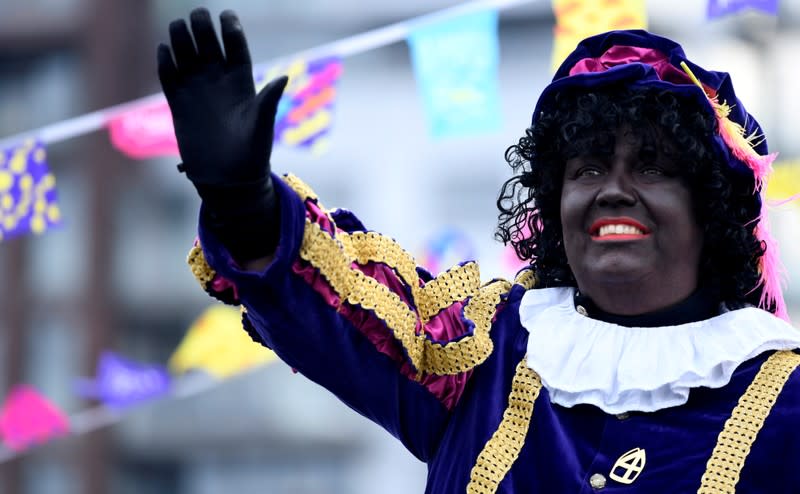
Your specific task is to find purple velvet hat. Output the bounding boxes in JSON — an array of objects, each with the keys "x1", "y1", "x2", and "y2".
[{"x1": 533, "y1": 30, "x2": 786, "y2": 319}]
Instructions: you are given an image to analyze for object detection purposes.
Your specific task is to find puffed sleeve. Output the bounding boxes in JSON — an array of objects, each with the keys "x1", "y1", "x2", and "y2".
[{"x1": 186, "y1": 173, "x2": 516, "y2": 461}]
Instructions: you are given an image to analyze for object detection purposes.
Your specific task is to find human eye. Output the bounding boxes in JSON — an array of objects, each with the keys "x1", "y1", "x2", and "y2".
[
  {"x1": 576, "y1": 164, "x2": 604, "y2": 177},
  {"x1": 640, "y1": 166, "x2": 664, "y2": 176},
  {"x1": 638, "y1": 163, "x2": 675, "y2": 177},
  {"x1": 565, "y1": 157, "x2": 606, "y2": 180}
]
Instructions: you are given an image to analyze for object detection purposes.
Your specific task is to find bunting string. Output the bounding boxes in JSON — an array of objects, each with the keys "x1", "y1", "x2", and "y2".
[
  {"x1": 0, "y1": 368, "x2": 244, "y2": 464},
  {"x1": 0, "y1": 0, "x2": 536, "y2": 151}
]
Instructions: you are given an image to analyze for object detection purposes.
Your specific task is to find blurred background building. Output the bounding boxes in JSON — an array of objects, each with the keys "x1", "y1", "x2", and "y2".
[{"x1": 0, "y1": 0, "x2": 799, "y2": 493}]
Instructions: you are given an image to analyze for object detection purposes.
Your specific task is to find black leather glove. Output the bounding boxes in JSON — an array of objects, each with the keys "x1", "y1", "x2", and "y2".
[{"x1": 158, "y1": 8, "x2": 288, "y2": 261}]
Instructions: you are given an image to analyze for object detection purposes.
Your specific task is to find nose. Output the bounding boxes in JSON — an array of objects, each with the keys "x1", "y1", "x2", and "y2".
[{"x1": 596, "y1": 168, "x2": 636, "y2": 208}]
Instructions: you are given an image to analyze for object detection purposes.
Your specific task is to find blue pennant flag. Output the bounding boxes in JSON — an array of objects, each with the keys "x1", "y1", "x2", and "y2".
[
  {"x1": 408, "y1": 10, "x2": 502, "y2": 138},
  {"x1": 707, "y1": 0, "x2": 779, "y2": 19}
]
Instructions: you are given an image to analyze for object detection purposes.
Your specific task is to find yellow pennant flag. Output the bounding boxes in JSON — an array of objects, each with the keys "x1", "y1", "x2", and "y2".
[
  {"x1": 551, "y1": 0, "x2": 648, "y2": 72},
  {"x1": 169, "y1": 305, "x2": 278, "y2": 378},
  {"x1": 767, "y1": 161, "x2": 800, "y2": 204}
]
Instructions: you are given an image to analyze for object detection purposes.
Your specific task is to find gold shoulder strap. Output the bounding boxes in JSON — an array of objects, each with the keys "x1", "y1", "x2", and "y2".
[
  {"x1": 467, "y1": 357, "x2": 543, "y2": 494},
  {"x1": 698, "y1": 350, "x2": 800, "y2": 493}
]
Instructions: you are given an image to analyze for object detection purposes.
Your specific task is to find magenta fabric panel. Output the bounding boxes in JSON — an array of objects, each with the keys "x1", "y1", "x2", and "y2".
[
  {"x1": 290, "y1": 255, "x2": 473, "y2": 410},
  {"x1": 569, "y1": 45, "x2": 694, "y2": 86}
]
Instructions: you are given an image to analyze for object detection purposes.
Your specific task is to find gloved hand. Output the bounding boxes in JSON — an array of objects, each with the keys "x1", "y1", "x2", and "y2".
[{"x1": 157, "y1": 8, "x2": 288, "y2": 261}]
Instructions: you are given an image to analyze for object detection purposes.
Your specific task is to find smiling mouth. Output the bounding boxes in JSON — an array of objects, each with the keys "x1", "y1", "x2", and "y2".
[{"x1": 589, "y1": 218, "x2": 651, "y2": 241}]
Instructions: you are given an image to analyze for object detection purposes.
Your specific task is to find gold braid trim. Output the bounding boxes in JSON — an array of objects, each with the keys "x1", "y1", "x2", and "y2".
[
  {"x1": 418, "y1": 262, "x2": 482, "y2": 322},
  {"x1": 513, "y1": 269, "x2": 536, "y2": 290},
  {"x1": 467, "y1": 357, "x2": 542, "y2": 494},
  {"x1": 300, "y1": 219, "x2": 506, "y2": 375},
  {"x1": 341, "y1": 231, "x2": 482, "y2": 322},
  {"x1": 697, "y1": 350, "x2": 800, "y2": 493},
  {"x1": 187, "y1": 244, "x2": 215, "y2": 290},
  {"x1": 340, "y1": 231, "x2": 421, "y2": 294},
  {"x1": 188, "y1": 173, "x2": 505, "y2": 375},
  {"x1": 420, "y1": 279, "x2": 509, "y2": 375},
  {"x1": 281, "y1": 174, "x2": 489, "y2": 324},
  {"x1": 282, "y1": 173, "x2": 319, "y2": 203},
  {"x1": 301, "y1": 220, "x2": 426, "y2": 369}
]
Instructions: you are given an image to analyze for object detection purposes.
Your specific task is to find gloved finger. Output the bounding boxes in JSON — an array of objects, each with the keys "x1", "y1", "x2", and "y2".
[
  {"x1": 157, "y1": 43, "x2": 179, "y2": 94},
  {"x1": 220, "y1": 10, "x2": 252, "y2": 69},
  {"x1": 254, "y1": 75, "x2": 289, "y2": 135},
  {"x1": 169, "y1": 19, "x2": 199, "y2": 73},
  {"x1": 190, "y1": 8, "x2": 224, "y2": 66}
]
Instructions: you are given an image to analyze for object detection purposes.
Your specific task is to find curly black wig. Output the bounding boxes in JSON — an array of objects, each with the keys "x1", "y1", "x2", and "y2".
[{"x1": 496, "y1": 83, "x2": 772, "y2": 312}]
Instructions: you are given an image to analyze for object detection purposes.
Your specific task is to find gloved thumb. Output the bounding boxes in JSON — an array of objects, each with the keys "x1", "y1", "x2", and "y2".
[{"x1": 254, "y1": 75, "x2": 289, "y2": 137}]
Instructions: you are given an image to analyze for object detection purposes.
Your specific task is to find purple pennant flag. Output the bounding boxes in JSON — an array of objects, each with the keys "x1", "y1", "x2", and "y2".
[
  {"x1": 75, "y1": 351, "x2": 171, "y2": 409},
  {"x1": 707, "y1": 0, "x2": 779, "y2": 19},
  {"x1": 0, "y1": 140, "x2": 61, "y2": 241}
]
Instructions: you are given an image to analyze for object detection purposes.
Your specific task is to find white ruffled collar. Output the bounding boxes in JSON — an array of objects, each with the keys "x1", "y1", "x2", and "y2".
[{"x1": 520, "y1": 287, "x2": 800, "y2": 414}]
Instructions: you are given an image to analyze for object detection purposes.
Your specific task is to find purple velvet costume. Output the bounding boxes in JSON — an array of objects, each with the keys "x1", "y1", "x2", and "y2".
[
  {"x1": 190, "y1": 174, "x2": 800, "y2": 494},
  {"x1": 186, "y1": 30, "x2": 800, "y2": 494}
]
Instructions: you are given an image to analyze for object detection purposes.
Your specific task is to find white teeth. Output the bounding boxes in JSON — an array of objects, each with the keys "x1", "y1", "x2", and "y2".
[{"x1": 597, "y1": 224, "x2": 644, "y2": 237}]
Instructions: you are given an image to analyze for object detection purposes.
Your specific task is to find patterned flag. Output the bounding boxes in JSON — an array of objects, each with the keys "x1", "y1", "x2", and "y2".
[
  {"x1": 256, "y1": 56, "x2": 343, "y2": 155},
  {"x1": 108, "y1": 100, "x2": 180, "y2": 159},
  {"x1": 0, "y1": 141, "x2": 61, "y2": 241},
  {"x1": 419, "y1": 228, "x2": 477, "y2": 275},
  {"x1": 551, "y1": 0, "x2": 647, "y2": 72},
  {"x1": 408, "y1": 10, "x2": 502, "y2": 138},
  {"x1": 74, "y1": 351, "x2": 171, "y2": 409},
  {"x1": 707, "y1": 0, "x2": 779, "y2": 19},
  {"x1": 0, "y1": 385, "x2": 69, "y2": 452}
]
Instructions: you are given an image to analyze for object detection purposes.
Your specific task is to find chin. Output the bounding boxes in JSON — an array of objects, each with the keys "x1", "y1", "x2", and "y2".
[{"x1": 583, "y1": 259, "x2": 652, "y2": 284}]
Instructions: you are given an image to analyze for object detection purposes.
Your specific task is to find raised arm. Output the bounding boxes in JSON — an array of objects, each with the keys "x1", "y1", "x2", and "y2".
[{"x1": 158, "y1": 8, "x2": 516, "y2": 461}]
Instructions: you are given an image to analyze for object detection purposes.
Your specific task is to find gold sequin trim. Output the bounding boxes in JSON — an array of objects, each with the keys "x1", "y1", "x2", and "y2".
[
  {"x1": 420, "y1": 279, "x2": 509, "y2": 375},
  {"x1": 697, "y1": 350, "x2": 800, "y2": 493},
  {"x1": 342, "y1": 231, "x2": 482, "y2": 322},
  {"x1": 187, "y1": 244, "x2": 215, "y2": 290},
  {"x1": 300, "y1": 219, "x2": 506, "y2": 375},
  {"x1": 281, "y1": 173, "x2": 319, "y2": 203},
  {"x1": 340, "y1": 231, "x2": 421, "y2": 295},
  {"x1": 281, "y1": 175, "x2": 490, "y2": 324},
  {"x1": 419, "y1": 262, "x2": 481, "y2": 322},
  {"x1": 467, "y1": 357, "x2": 542, "y2": 494},
  {"x1": 513, "y1": 269, "x2": 536, "y2": 290}
]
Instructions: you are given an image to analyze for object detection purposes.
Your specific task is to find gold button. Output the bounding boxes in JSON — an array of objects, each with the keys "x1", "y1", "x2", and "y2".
[
  {"x1": 616, "y1": 412, "x2": 630, "y2": 420},
  {"x1": 576, "y1": 305, "x2": 588, "y2": 316},
  {"x1": 589, "y1": 473, "x2": 607, "y2": 489}
]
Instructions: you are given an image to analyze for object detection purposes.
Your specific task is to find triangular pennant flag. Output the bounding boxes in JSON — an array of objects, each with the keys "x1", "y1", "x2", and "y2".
[
  {"x1": 0, "y1": 140, "x2": 61, "y2": 241},
  {"x1": 257, "y1": 56, "x2": 344, "y2": 155},
  {"x1": 169, "y1": 305, "x2": 278, "y2": 378},
  {"x1": 108, "y1": 100, "x2": 180, "y2": 159},
  {"x1": 707, "y1": 0, "x2": 779, "y2": 19},
  {"x1": 74, "y1": 351, "x2": 171, "y2": 409},
  {"x1": 0, "y1": 385, "x2": 69, "y2": 452},
  {"x1": 408, "y1": 10, "x2": 502, "y2": 138},
  {"x1": 551, "y1": 0, "x2": 647, "y2": 72},
  {"x1": 419, "y1": 228, "x2": 477, "y2": 275}
]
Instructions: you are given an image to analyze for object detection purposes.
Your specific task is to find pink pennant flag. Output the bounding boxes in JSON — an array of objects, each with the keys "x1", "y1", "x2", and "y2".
[
  {"x1": 0, "y1": 385, "x2": 70, "y2": 451},
  {"x1": 108, "y1": 100, "x2": 179, "y2": 159}
]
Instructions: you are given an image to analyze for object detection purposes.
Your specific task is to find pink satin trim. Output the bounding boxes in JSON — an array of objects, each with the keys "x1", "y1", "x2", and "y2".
[
  {"x1": 291, "y1": 235, "x2": 472, "y2": 410},
  {"x1": 569, "y1": 45, "x2": 693, "y2": 86},
  {"x1": 210, "y1": 275, "x2": 239, "y2": 300}
]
